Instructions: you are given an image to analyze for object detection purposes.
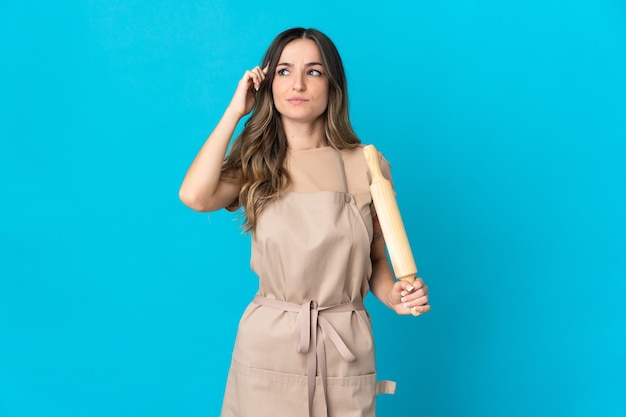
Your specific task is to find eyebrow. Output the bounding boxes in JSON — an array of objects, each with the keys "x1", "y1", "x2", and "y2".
[{"x1": 276, "y1": 62, "x2": 324, "y2": 67}]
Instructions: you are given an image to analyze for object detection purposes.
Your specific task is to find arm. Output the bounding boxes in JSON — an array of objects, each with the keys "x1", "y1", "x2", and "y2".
[
  {"x1": 369, "y1": 214, "x2": 431, "y2": 315},
  {"x1": 178, "y1": 66, "x2": 267, "y2": 212}
]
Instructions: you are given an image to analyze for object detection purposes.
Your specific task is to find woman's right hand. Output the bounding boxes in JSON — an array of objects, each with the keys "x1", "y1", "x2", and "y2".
[{"x1": 227, "y1": 66, "x2": 268, "y2": 118}]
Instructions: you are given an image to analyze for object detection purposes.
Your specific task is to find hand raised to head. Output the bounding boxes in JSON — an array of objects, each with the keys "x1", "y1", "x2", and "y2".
[{"x1": 227, "y1": 66, "x2": 269, "y2": 118}]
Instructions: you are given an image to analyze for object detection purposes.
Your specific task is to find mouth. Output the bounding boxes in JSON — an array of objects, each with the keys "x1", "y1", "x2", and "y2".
[{"x1": 287, "y1": 97, "x2": 309, "y2": 104}]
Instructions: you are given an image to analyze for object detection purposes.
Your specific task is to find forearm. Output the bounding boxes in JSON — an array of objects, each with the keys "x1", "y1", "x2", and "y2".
[
  {"x1": 369, "y1": 256, "x2": 397, "y2": 309},
  {"x1": 179, "y1": 107, "x2": 241, "y2": 211},
  {"x1": 369, "y1": 237, "x2": 428, "y2": 315}
]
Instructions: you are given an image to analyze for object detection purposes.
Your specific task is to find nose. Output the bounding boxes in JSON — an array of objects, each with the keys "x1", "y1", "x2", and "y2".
[{"x1": 293, "y1": 71, "x2": 305, "y2": 91}]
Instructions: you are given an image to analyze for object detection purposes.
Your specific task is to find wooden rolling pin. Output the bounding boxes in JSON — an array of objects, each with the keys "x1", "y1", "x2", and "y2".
[{"x1": 363, "y1": 145, "x2": 420, "y2": 316}]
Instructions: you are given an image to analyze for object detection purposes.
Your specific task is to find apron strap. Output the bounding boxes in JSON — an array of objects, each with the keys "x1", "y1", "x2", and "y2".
[
  {"x1": 376, "y1": 380, "x2": 397, "y2": 395},
  {"x1": 331, "y1": 148, "x2": 348, "y2": 194}
]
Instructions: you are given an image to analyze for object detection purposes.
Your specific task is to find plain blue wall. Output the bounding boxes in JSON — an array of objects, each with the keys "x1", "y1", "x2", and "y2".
[{"x1": 1, "y1": 1, "x2": 625, "y2": 416}]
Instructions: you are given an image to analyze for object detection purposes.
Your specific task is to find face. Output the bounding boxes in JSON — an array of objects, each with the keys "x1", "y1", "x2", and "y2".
[{"x1": 271, "y1": 38, "x2": 329, "y2": 124}]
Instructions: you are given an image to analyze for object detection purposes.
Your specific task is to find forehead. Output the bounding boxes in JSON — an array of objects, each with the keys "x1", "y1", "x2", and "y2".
[{"x1": 278, "y1": 38, "x2": 322, "y2": 63}]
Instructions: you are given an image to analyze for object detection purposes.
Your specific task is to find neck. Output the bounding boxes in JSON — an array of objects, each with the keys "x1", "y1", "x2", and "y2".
[{"x1": 282, "y1": 117, "x2": 328, "y2": 150}]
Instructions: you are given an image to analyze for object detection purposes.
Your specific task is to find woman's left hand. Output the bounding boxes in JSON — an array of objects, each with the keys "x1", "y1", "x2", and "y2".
[{"x1": 388, "y1": 277, "x2": 430, "y2": 315}]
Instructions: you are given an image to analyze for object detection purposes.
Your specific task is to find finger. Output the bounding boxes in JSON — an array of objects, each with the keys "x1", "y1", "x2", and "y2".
[
  {"x1": 252, "y1": 66, "x2": 267, "y2": 90},
  {"x1": 401, "y1": 302, "x2": 429, "y2": 315},
  {"x1": 254, "y1": 66, "x2": 266, "y2": 79},
  {"x1": 243, "y1": 68, "x2": 263, "y2": 92},
  {"x1": 252, "y1": 66, "x2": 265, "y2": 80},
  {"x1": 400, "y1": 290, "x2": 427, "y2": 304},
  {"x1": 412, "y1": 304, "x2": 431, "y2": 315},
  {"x1": 402, "y1": 294, "x2": 428, "y2": 309},
  {"x1": 407, "y1": 279, "x2": 427, "y2": 295},
  {"x1": 398, "y1": 280, "x2": 416, "y2": 297},
  {"x1": 402, "y1": 286, "x2": 427, "y2": 301},
  {"x1": 242, "y1": 70, "x2": 257, "y2": 88},
  {"x1": 248, "y1": 69, "x2": 262, "y2": 92},
  {"x1": 262, "y1": 65, "x2": 269, "y2": 74},
  {"x1": 413, "y1": 277, "x2": 425, "y2": 290}
]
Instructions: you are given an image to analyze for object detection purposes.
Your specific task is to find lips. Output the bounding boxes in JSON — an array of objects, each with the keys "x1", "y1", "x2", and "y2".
[{"x1": 287, "y1": 97, "x2": 309, "y2": 104}]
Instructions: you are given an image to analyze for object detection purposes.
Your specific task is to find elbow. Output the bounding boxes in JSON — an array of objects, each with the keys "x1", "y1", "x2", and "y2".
[{"x1": 179, "y1": 187, "x2": 210, "y2": 212}]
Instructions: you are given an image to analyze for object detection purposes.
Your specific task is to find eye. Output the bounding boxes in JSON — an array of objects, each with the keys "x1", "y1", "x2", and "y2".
[
  {"x1": 277, "y1": 68, "x2": 290, "y2": 76},
  {"x1": 308, "y1": 69, "x2": 322, "y2": 76}
]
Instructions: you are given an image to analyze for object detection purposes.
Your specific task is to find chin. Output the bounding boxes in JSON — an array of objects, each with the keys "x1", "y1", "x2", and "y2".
[{"x1": 281, "y1": 111, "x2": 326, "y2": 123}]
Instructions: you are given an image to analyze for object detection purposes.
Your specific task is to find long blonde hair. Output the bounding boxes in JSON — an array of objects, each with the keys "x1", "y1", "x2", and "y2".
[{"x1": 222, "y1": 28, "x2": 360, "y2": 232}]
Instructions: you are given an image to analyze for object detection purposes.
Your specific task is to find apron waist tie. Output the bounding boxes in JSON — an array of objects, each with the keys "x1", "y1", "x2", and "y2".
[{"x1": 253, "y1": 295, "x2": 364, "y2": 417}]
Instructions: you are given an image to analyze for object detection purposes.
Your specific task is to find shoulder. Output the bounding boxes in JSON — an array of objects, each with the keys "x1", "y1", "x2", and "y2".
[
  {"x1": 348, "y1": 143, "x2": 393, "y2": 182},
  {"x1": 340, "y1": 144, "x2": 389, "y2": 159}
]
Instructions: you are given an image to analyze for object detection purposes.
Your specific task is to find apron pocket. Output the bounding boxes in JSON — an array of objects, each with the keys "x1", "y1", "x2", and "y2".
[
  {"x1": 221, "y1": 360, "x2": 308, "y2": 417},
  {"x1": 325, "y1": 372, "x2": 384, "y2": 417},
  {"x1": 222, "y1": 362, "x2": 395, "y2": 417}
]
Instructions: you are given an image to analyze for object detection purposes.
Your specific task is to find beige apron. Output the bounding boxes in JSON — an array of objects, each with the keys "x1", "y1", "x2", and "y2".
[{"x1": 221, "y1": 148, "x2": 395, "y2": 417}]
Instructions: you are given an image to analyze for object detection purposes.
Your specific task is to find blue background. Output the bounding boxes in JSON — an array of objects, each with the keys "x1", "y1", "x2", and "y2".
[{"x1": 1, "y1": 1, "x2": 625, "y2": 416}]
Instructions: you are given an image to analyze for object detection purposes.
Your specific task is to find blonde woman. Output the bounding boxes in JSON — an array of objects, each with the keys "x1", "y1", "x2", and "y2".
[{"x1": 179, "y1": 27, "x2": 430, "y2": 417}]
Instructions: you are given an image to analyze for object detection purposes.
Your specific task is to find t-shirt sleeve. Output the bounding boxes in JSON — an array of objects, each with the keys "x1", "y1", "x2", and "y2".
[{"x1": 379, "y1": 152, "x2": 393, "y2": 186}]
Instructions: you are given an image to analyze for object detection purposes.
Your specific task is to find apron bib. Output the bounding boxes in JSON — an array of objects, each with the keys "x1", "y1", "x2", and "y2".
[{"x1": 221, "y1": 148, "x2": 395, "y2": 417}]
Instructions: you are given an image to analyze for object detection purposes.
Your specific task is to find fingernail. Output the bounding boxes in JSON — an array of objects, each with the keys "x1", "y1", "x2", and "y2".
[
  {"x1": 401, "y1": 297, "x2": 406, "y2": 303},
  {"x1": 404, "y1": 303, "x2": 410, "y2": 309},
  {"x1": 401, "y1": 291, "x2": 407, "y2": 297},
  {"x1": 407, "y1": 285, "x2": 414, "y2": 291}
]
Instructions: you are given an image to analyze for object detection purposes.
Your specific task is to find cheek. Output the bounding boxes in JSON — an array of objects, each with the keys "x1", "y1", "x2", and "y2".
[
  {"x1": 319, "y1": 82, "x2": 329, "y2": 100},
  {"x1": 271, "y1": 77, "x2": 282, "y2": 94},
  {"x1": 318, "y1": 87, "x2": 330, "y2": 108},
  {"x1": 271, "y1": 84, "x2": 286, "y2": 114},
  {"x1": 271, "y1": 81, "x2": 288, "y2": 102},
  {"x1": 271, "y1": 83, "x2": 280, "y2": 104}
]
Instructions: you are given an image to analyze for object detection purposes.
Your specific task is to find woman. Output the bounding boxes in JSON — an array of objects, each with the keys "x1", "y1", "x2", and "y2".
[{"x1": 179, "y1": 27, "x2": 430, "y2": 417}]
